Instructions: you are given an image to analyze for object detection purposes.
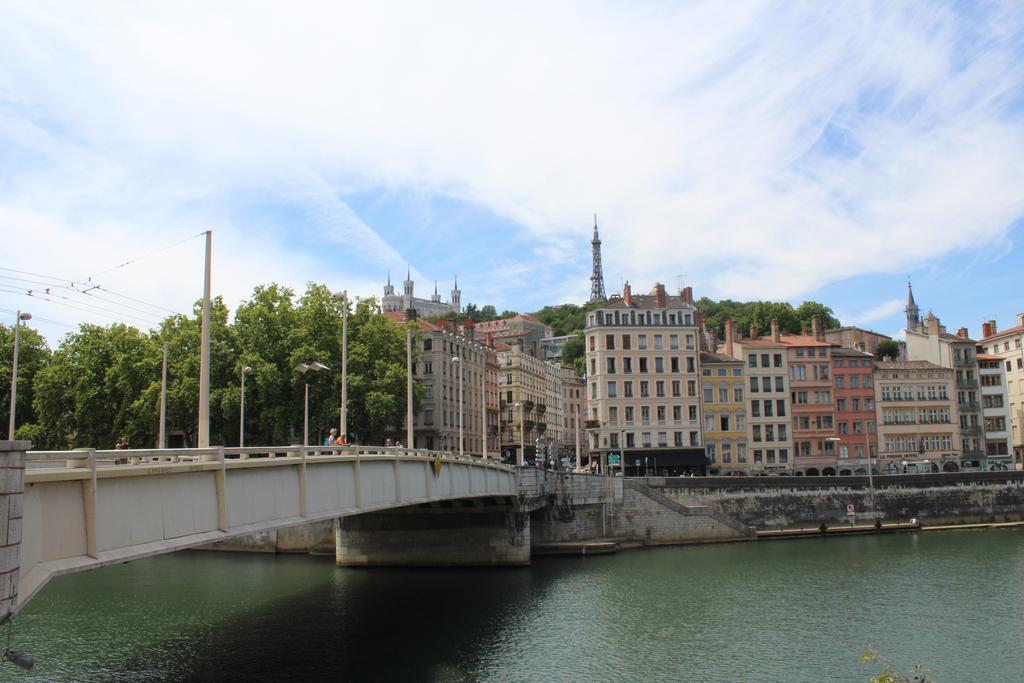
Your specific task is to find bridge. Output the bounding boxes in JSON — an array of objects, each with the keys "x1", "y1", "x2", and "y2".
[{"x1": 1, "y1": 440, "x2": 515, "y2": 617}]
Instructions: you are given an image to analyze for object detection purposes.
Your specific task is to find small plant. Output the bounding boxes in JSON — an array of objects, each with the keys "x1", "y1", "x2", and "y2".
[{"x1": 861, "y1": 647, "x2": 934, "y2": 682}]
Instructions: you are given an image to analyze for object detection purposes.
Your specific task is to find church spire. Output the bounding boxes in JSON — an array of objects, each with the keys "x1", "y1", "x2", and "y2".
[
  {"x1": 589, "y1": 214, "x2": 607, "y2": 302},
  {"x1": 905, "y1": 278, "x2": 920, "y2": 331}
]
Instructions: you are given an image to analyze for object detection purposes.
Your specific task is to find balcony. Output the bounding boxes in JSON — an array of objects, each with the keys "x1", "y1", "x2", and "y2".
[
  {"x1": 522, "y1": 400, "x2": 535, "y2": 412},
  {"x1": 958, "y1": 401, "x2": 979, "y2": 411},
  {"x1": 535, "y1": 403, "x2": 547, "y2": 415},
  {"x1": 955, "y1": 378, "x2": 977, "y2": 389},
  {"x1": 953, "y1": 356, "x2": 974, "y2": 367},
  {"x1": 960, "y1": 425, "x2": 982, "y2": 435},
  {"x1": 536, "y1": 422, "x2": 547, "y2": 433},
  {"x1": 583, "y1": 419, "x2": 601, "y2": 429}
]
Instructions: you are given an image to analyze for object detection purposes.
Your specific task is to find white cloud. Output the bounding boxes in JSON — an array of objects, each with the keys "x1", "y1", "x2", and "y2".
[
  {"x1": 843, "y1": 299, "x2": 906, "y2": 328},
  {"x1": 1, "y1": 0, "x2": 1023, "y2": 338}
]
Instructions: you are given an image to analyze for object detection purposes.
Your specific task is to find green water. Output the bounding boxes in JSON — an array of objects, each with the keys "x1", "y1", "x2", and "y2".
[{"x1": 8, "y1": 529, "x2": 1024, "y2": 681}]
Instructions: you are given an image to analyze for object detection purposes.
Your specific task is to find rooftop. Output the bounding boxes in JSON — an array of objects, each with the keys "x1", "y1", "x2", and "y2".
[
  {"x1": 875, "y1": 360, "x2": 950, "y2": 371},
  {"x1": 830, "y1": 346, "x2": 874, "y2": 358},
  {"x1": 700, "y1": 351, "x2": 741, "y2": 364}
]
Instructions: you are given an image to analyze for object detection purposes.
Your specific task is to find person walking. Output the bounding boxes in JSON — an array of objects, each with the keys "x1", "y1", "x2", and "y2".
[{"x1": 327, "y1": 428, "x2": 337, "y2": 446}]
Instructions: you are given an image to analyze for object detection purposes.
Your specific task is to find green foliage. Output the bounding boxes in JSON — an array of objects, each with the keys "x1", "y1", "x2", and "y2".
[
  {"x1": 530, "y1": 302, "x2": 603, "y2": 336},
  {"x1": 0, "y1": 321, "x2": 51, "y2": 433},
  {"x1": 500, "y1": 310, "x2": 518, "y2": 319},
  {"x1": 861, "y1": 647, "x2": 933, "y2": 682},
  {"x1": 876, "y1": 339, "x2": 901, "y2": 361},
  {"x1": 697, "y1": 297, "x2": 841, "y2": 339},
  {"x1": 560, "y1": 331, "x2": 586, "y2": 375}
]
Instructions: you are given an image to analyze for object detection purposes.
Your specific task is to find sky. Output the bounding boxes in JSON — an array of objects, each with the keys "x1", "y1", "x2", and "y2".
[{"x1": 1, "y1": 1, "x2": 1023, "y2": 345}]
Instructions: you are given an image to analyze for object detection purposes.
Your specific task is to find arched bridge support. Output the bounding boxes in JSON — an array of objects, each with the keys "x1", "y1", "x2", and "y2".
[{"x1": 335, "y1": 497, "x2": 530, "y2": 567}]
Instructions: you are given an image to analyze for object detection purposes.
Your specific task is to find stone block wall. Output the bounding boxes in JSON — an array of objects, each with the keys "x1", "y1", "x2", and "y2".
[
  {"x1": 0, "y1": 441, "x2": 28, "y2": 624},
  {"x1": 651, "y1": 474, "x2": 1024, "y2": 528}
]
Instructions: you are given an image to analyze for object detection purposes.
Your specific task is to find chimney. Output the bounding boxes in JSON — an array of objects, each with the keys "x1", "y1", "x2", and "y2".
[
  {"x1": 1017, "y1": 312, "x2": 1024, "y2": 328},
  {"x1": 811, "y1": 315, "x2": 822, "y2": 342},
  {"x1": 725, "y1": 319, "x2": 735, "y2": 358},
  {"x1": 654, "y1": 283, "x2": 666, "y2": 308},
  {"x1": 708, "y1": 328, "x2": 718, "y2": 351},
  {"x1": 623, "y1": 281, "x2": 632, "y2": 306},
  {"x1": 463, "y1": 319, "x2": 475, "y2": 341},
  {"x1": 446, "y1": 316, "x2": 457, "y2": 334},
  {"x1": 484, "y1": 333, "x2": 494, "y2": 348},
  {"x1": 982, "y1": 321, "x2": 993, "y2": 339},
  {"x1": 771, "y1": 318, "x2": 780, "y2": 343},
  {"x1": 682, "y1": 286, "x2": 693, "y2": 306},
  {"x1": 750, "y1": 324, "x2": 758, "y2": 339},
  {"x1": 957, "y1": 327, "x2": 969, "y2": 339}
]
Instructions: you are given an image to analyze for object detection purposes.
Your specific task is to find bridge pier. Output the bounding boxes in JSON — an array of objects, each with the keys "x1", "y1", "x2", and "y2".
[
  {"x1": 335, "y1": 498, "x2": 530, "y2": 567},
  {"x1": 0, "y1": 441, "x2": 27, "y2": 625}
]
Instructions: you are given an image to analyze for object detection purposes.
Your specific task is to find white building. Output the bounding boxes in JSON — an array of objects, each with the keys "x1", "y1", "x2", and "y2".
[
  {"x1": 381, "y1": 270, "x2": 461, "y2": 317},
  {"x1": 978, "y1": 353, "x2": 1014, "y2": 469}
]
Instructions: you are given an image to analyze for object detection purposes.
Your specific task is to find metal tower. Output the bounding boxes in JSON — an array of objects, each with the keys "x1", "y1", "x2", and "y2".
[{"x1": 589, "y1": 214, "x2": 607, "y2": 302}]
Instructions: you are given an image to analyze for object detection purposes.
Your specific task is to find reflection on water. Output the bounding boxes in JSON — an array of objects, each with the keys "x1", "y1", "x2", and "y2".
[{"x1": 9, "y1": 529, "x2": 1024, "y2": 681}]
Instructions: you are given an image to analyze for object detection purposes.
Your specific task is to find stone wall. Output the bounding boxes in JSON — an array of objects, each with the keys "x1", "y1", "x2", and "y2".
[
  {"x1": 530, "y1": 479, "x2": 754, "y2": 546},
  {"x1": 0, "y1": 441, "x2": 27, "y2": 624},
  {"x1": 647, "y1": 473, "x2": 1024, "y2": 527}
]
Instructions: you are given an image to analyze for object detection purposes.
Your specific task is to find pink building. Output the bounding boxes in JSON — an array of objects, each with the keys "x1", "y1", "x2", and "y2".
[{"x1": 831, "y1": 346, "x2": 878, "y2": 474}]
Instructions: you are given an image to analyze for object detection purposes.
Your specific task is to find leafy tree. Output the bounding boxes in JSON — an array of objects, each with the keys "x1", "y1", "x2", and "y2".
[
  {"x1": 500, "y1": 310, "x2": 518, "y2": 319},
  {"x1": 0, "y1": 321, "x2": 51, "y2": 439},
  {"x1": 875, "y1": 339, "x2": 901, "y2": 361},
  {"x1": 560, "y1": 331, "x2": 586, "y2": 375},
  {"x1": 32, "y1": 323, "x2": 159, "y2": 449},
  {"x1": 345, "y1": 297, "x2": 412, "y2": 445},
  {"x1": 478, "y1": 305, "x2": 498, "y2": 321},
  {"x1": 794, "y1": 301, "x2": 840, "y2": 333}
]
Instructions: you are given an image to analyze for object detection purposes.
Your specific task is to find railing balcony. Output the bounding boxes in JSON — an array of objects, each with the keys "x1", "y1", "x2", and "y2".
[
  {"x1": 583, "y1": 419, "x2": 601, "y2": 429},
  {"x1": 522, "y1": 400, "x2": 535, "y2": 412},
  {"x1": 953, "y1": 356, "x2": 974, "y2": 367},
  {"x1": 536, "y1": 422, "x2": 547, "y2": 433},
  {"x1": 959, "y1": 401, "x2": 979, "y2": 410},
  {"x1": 956, "y1": 378, "x2": 976, "y2": 388},
  {"x1": 960, "y1": 425, "x2": 982, "y2": 435},
  {"x1": 535, "y1": 403, "x2": 547, "y2": 415}
]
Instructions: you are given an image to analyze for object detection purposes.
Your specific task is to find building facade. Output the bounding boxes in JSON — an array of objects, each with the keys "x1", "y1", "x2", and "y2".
[
  {"x1": 873, "y1": 361, "x2": 960, "y2": 473},
  {"x1": 699, "y1": 351, "x2": 747, "y2": 475},
  {"x1": 382, "y1": 271, "x2": 461, "y2": 317},
  {"x1": 831, "y1": 347, "x2": 877, "y2": 474},
  {"x1": 904, "y1": 311, "x2": 986, "y2": 468},
  {"x1": 497, "y1": 342, "x2": 564, "y2": 464},
  {"x1": 584, "y1": 283, "x2": 704, "y2": 474},
  {"x1": 977, "y1": 353, "x2": 1013, "y2": 468},
  {"x1": 728, "y1": 320, "x2": 793, "y2": 474},
  {"x1": 475, "y1": 315, "x2": 551, "y2": 358},
  {"x1": 822, "y1": 326, "x2": 893, "y2": 356},
  {"x1": 560, "y1": 365, "x2": 586, "y2": 465},
  {"x1": 978, "y1": 315, "x2": 1024, "y2": 464}
]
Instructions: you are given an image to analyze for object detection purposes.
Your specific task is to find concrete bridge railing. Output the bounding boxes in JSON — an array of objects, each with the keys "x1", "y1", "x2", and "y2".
[{"x1": 17, "y1": 444, "x2": 514, "y2": 612}]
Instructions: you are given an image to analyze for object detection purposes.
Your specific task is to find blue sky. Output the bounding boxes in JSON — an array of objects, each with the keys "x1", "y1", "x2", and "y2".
[{"x1": 1, "y1": 1, "x2": 1022, "y2": 344}]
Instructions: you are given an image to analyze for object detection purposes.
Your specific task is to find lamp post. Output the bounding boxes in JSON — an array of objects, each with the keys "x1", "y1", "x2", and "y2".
[
  {"x1": 7, "y1": 311, "x2": 31, "y2": 440},
  {"x1": 452, "y1": 355, "x2": 464, "y2": 457},
  {"x1": 480, "y1": 346, "x2": 487, "y2": 460},
  {"x1": 513, "y1": 401, "x2": 524, "y2": 466},
  {"x1": 295, "y1": 362, "x2": 330, "y2": 449},
  {"x1": 332, "y1": 291, "x2": 349, "y2": 443},
  {"x1": 239, "y1": 366, "x2": 252, "y2": 447},
  {"x1": 158, "y1": 342, "x2": 168, "y2": 449}
]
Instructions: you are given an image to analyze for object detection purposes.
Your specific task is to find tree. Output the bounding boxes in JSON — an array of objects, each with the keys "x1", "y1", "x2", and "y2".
[
  {"x1": 478, "y1": 305, "x2": 498, "y2": 322},
  {"x1": 32, "y1": 323, "x2": 159, "y2": 450},
  {"x1": 0, "y1": 321, "x2": 51, "y2": 440},
  {"x1": 560, "y1": 332, "x2": 585, "y2": 376},
  {"x1": 500, "y1": 310, "x2": 518, "y2": 319},
  {"x1": 345, "y1": 297, "x2": 411, "y2": 445},
  {"x1": 875, "y1": 339, "x2": 901, "y2": 361},
  {"x1": 794, "y1": 301, "x2": 841, "y2": 333}
]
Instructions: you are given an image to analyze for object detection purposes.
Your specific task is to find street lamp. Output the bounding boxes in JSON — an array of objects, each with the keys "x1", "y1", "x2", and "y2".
[
  {"x1": 295, "y1": 361, "x2": 330, "y2": 449},
  {"x1": 452, "y1": 355, "x2": 464, "y2": 457},
  {"x1": 8, "y1": 311, "x2": 31, "y2": 440},
  {"x1": 239, "y1": 366, "x2": 252, "y2": 447},
  {"x1": 331, "y1": 290, "x2": 349, "y2": 443},
  {"x1": 513, "y1": 401, "x2": 524, "y2": 466}
]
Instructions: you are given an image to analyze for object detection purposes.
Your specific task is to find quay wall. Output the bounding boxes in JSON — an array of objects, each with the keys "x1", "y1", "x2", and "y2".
[{"x1": 645, "y1": 472, "x2": 1024, "y2": 528}]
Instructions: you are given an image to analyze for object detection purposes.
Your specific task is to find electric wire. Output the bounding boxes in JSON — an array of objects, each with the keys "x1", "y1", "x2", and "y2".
[
  {"x1": 0, "y1": 268, "x2": 177, "y2": 314},
  {"x1": 81, "y1": 230, "x2": 206, "y2": 281},
  {"x1": 0, "y1": 286, "x2": 162, "y2": 327}
]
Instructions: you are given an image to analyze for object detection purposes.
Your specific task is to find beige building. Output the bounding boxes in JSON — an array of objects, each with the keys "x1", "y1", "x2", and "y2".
[
  {"x1": 560, "y1": 366, "x2": 586, "y2": 464},
  {"x1": 904, "y1": 311, "x2": 986, "y2": 467},
  {"x1": 874, "y1": 360, "x2": 960, "y2": 473},
  {"x1": 475, "y1": 314, "x2": 551, "y2": 358},
  {"x1": 978, "y1": 315, "x2": 1024, "y2": 464},
  {"x1": 730, "y1": 320, "x2": 794, "y2": 474},
  {"x1": 584, "y1": 283, "x2": 704, "y2": 474},
  {"x1": 389, "y1": 312, "x2": 491, "y2": 454},
  {"x1": 497, "y1": 342, "x2": 566, "y2": 464}
]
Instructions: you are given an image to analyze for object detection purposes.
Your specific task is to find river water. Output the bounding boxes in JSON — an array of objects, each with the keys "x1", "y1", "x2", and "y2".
[{"x1": 8, "y1": 528, "x2": 1024, "y2": 682}]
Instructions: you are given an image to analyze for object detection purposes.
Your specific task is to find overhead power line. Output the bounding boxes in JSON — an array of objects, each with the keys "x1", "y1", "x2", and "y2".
[{"x1": 81, "y1": 230, "x2": 207, "y2": 281}]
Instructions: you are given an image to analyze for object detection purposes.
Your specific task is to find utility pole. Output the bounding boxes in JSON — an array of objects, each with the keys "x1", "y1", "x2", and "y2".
[
  {"x1": 198, "y1": 230, "x2": 212, "y2": 448},
  {"x1": 480, "y1": 350, "x2": 487, "y2": 459},
  {"x1": 406, "y1": 326, "x2": 414, "y2": 449},
  {"x1": 158, "y1": 342, "x2": 168, "y2": 448}
]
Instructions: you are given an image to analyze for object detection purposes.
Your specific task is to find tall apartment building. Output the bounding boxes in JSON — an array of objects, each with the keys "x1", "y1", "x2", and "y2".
[
  {"x1": 874, "y1": 361, "x2": 960, "y2": 473},
  {"x1": 786, "y1": 326, "x2": 836, "y2": 475},
  {"x1": 560, "y1": 366, "x2": 586, "y2": 464},
  {"x1": 977, "y1": 354, "x2": 1014, "y2": 468},
  {"x1": 904, "y1": 310, "x2": 986, "y2": 468},
  {"x1": 978, "y1": 315, "x2": 1024, "y2": 464},
  {"x1": 484, "y1": 335, "x2": 500, "y2": 456},
  {"x1": 584, "y1": 283, "x2": 704, "y2": 474},
  {"x1": 475, "y1": 315, "x2": 551, "y2": 358},
  {"x1": 730, "y1": 320, "x2": 794, "y2": 474},
  {"x1": 699, "y1": 348, "x2": 747, "y2": 475},
  {"x1": 497, "y1": 342, "x2": 565, "y2": 464},
  {"x1": 831, "y1": 347, "x2": 878, "y2": 474},
  {"x1": 389, "y1": 312, "x2": 491, "y2": 453}
]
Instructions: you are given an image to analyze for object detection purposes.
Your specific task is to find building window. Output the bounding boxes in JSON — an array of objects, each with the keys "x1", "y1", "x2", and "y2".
[
  {"x1": 607, "y1": 358, "x2": 616, "y2": 374},
  {"x1": 774, "y1": 354, "x2": 783, "y2": 367},
  {"x1": 638, "y1": 335, "x2": 648, "y2": 350},
  {"x1": 750, "y1": 377, "x2": 759, "y2": 393},
  {"x1": 748, "y1": 354, "x2": 757, "y2": 368},
  {"x1": 655, "y1": 357, "x2": 664, "y2": 373},
  {"x1": 622, "y1": 334, "x2": 632, "y2": 350},
  {"x1": 605, "y1": 334, "x2": 615, "y2": 350},
  {"x1": 734, "y1": 386, "x2": 743, "y2": 402}
]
